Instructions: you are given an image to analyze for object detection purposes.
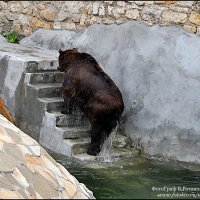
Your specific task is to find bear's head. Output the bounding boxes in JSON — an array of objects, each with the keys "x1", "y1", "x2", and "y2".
[
  {"x1": 57, "y1": 48, "x2": 79, "y2": 72},
  {"x1": 57, "y1": 48, "x2": 102, "y2": 72}
]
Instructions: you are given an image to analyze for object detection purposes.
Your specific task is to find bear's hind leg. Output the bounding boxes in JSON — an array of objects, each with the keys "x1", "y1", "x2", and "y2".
[
  {"x1": 104, "y1": 120, "x2": 117, "y2": 138},
  {"x1": 87, "y1": 123, "x2": 103, "y2": 156}
]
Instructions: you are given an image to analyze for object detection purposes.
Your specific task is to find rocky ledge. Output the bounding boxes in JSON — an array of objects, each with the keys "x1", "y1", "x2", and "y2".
[{"x1": 0, "y1": 114, "x2": 95, "y2": 199}]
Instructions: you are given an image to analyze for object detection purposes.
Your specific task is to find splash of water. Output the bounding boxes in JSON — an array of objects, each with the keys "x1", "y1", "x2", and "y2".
[{"x1": 97, "y1": 123, "x2": 119, "y2": 163}]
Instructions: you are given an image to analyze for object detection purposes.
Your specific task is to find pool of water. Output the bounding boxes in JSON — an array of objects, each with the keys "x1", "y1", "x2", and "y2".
[{"x1": 49, "y1": 152, "x2": 200, "y2": 199}]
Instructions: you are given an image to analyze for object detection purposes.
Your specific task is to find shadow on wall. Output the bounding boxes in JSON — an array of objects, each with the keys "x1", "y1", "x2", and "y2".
[{"x1": 20, "y1": 21, "x2": 200, "y2": 164}]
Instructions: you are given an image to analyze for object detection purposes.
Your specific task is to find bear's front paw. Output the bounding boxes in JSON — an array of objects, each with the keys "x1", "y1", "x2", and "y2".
[
  {"x1": 61, "y1": 109, "x2": 68, "y2": 114},
  {"x1": 87, "y1": 149, "x2": 97, "y2": 156},
  {"x1": 87, "y1": 144, "x2": 100, "y2": 156}
]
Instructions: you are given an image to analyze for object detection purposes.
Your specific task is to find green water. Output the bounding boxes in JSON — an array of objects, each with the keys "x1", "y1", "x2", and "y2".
[{"x1": 50, "y1": 152, "x2": 200, "y2": 199}]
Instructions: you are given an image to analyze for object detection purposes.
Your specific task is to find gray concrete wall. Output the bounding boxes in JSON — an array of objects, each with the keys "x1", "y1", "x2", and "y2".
[{"x1": 20, "y1": 21, "x2": 200, "y2": 164}]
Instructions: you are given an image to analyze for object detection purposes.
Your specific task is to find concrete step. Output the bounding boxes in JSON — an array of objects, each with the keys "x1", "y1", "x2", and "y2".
[
  {"x1": 25, "y1": 61, "x2": 59, "y2": 73},
  {"x1": 112, "y1": 134, "x2": 131, "y2": 148},
  {"x1": 62, "y1": 126, "x2": 90, "y2": 139},
  {"x1": 28, "y1": 83, "x2": 62, "y2": 98},
  {"x1": 73, "y1": 147, "x2": 140, "y2": 162},
  {"x1": 38, "y1": 97, "x2": 84, "y2": 113},
  {"x1": 28, "y1": 71, "x2": 64, "y2": 84},
  {"x1": 64, "y1": 137, "x2": 91, "y2": 155},
  {"x1": 38, "y1": 97, "x2": 64, "y2": 112},
  {"x1": 50, "y1": 111, "x2": 90, "y2": 127},
  {"x1": 109, "y1": 147, "x2": 140, "y2": 158},
  {"x1": 64, "y1": 134, "x2": 132, "y2": 155},
  {"x1": 73, "y1": 153, "x2": 96, "y2": 162}
]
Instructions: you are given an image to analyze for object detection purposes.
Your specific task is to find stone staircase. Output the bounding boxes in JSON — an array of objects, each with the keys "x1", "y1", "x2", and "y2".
[{"x1": 24, "y1": 69, "x2": 139, "y2": 161}]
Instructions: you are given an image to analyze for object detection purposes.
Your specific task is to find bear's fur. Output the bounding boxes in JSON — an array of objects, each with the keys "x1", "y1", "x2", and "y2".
[{"x1": 57, "y1": 48, "x2": 124, "y2": 156}]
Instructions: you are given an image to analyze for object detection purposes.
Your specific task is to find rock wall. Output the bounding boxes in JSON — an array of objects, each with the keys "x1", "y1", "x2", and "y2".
[
  {"x1": 0, "y1": 1, "x2": 200, "y2": 36},
  {"x1": 0, "y1": 114, "x2": 95, "y2": 199}
]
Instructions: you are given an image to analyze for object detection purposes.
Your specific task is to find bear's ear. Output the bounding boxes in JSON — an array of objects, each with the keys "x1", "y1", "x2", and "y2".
[
  {"x1": 59, "y1": 49, "x2": 66, "y2": 55},
  {"x1": 67, "y1": 48, "x2": 78, "y2": 52},
  {"x1": 72, "y1": 48, "x2": 78, "y2": 51}
]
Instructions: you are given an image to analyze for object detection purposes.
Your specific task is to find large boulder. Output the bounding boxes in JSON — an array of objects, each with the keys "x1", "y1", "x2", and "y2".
[
  {"x1": 19, "y1": 21, "x2": 200, "y2": 164},
  {"x1": 20, "y1": 28, "x2": 78, "y2": 50}
]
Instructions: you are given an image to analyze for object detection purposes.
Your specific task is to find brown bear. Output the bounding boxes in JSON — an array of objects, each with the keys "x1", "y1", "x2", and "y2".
[{"x1": 57, "y1": 48, "x2": 124, "y2": 156}]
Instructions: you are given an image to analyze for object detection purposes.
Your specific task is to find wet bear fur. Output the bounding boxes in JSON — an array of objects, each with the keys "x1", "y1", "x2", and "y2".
[{"x1": 57, "y1": 48, "x2": 124, "y2": 156}]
